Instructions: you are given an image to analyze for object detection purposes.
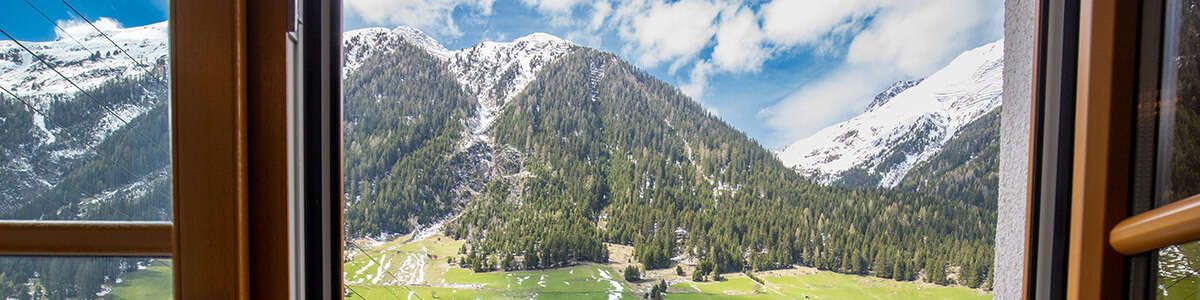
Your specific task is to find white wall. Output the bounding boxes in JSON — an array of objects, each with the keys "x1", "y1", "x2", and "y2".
[{"x1": 995, "y1": 0, "x2": 1036, "y2": 298}]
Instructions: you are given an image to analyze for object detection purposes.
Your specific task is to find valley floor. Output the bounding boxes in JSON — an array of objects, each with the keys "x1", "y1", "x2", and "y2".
[
  {"x1": 98, "y1": 234, "x2": 996, "y2": 299},
  {"x1": 339, "y1": 234, "x2": 993, "y2": 300}
]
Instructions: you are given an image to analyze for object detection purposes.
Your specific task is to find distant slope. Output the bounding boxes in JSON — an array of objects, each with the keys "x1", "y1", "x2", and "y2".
[
  {"x1": 0, "y1": 71, "x2": 169, "y2": 220},
  {"x1": 779, "y1": 40, "x2": 1003, "y2": 187},
  {"x1": 897, "y1": 108, "x2": 1000, "y2": 210},
  {"x1": 341, "y1": 40, "x2": 475, "y2": 237},
  {"x1": 340, "y1": 27, "x2": 573, "y2": 238}
]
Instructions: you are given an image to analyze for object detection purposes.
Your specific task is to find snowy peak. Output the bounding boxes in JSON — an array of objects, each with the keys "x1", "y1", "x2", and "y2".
[
  {"x1": 342, "y1": 25, "x2": 450, "y2": 76},
  {"x1": 866, "y1": 78, "x2": 923, "y2": 112},
  {"x1": 778, "y1": 39, "x2": 1004, "y2": 187},
  {"x1": 446, "y1": 32, "x2": 574, "y2": 139},
  {"x1": 340, "y1": 27, "x2": 574, "y2": 147},
  {"x1": 0, "y1": 21, "x2": 168, "y2": 104}
]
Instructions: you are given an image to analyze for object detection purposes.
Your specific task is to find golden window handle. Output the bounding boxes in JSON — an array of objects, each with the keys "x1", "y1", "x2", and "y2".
[{"x1": 1110, "y1": 194, "x2": 1200, "y2": 255}]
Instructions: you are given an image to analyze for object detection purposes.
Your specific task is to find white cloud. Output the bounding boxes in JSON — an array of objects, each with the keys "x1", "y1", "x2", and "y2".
[
  {"x1": 522, "y1": 0, "x2": 588, "y2": 14},
  {"x1": 616, "y1": 0, "x2": 722, "y2": 68},
  {"x1": 762, "y1": 0, "x2": 1003, "y2": 142},
  {"x1": 588, "y1": 1, "x2": 613, "y2": 31},
  {"x1": 760, "y1": 66, "x2": 891, "y2": 142},
  {"x1": 846, "y1": 0, "x2": 998, "y2": 75},
  {"x1": 760, "y1": 0, "x2": 880, "y2": 47},
  {"x1": 57, "y1": 17, "x2": 123, "y2": 40},
  {"x1": 681, "y1": 61, "x2": 712, "y2": 99},
  {"x1": 565, "y1": 30, "x2": 602, "y2": 48},
  {"x1": 343, "y1": 0, "x2": 494, "y2": 37},
  {"x1": 711, "y1": 6, "x2": 768, "y2": 73}
]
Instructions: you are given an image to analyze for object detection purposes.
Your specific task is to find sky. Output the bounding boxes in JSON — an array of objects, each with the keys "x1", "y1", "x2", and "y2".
[
  {"x1": 0, "y1": 0, "x2": 167, "y2": 40},
  {"x1": 1, "y1": 0, "x2": 1003, "y2": 149}
]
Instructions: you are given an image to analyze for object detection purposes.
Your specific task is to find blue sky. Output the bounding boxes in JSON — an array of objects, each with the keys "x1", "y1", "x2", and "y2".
[
  {"x1": 2, "y1": 0, "x2": 1002, "y2": 148},
  {"x1": 0, "y1": 0, "x2": 167, "y2": 40}
]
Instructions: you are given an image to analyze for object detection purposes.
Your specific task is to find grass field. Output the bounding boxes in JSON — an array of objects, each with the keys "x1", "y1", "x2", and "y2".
[
  {"x1": 343, "y1": 235, "x2": 994, "y2": 300},
  {"x1": 97, "y1": 235, "x2": 993, "y2": 299},
  {"x1": 668, "y1": 271, "x2": 991, "y2": 299},
  {"x1": 1159, "y1": 241, "x2": 1200, "y2": 300},
  {"x1": 108, "y1": 259, "x2": 172, "y2": 300}
]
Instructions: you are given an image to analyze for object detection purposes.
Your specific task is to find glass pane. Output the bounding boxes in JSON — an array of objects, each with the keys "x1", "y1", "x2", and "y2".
[
  {"x1": 343, "y1": 1, "x2": 1002, "y2": 298},
  {"x1": 0, "y1": 2, "x2": 170, "y2": 221},
  {"x1": 0, "y1": 257, "x2": 171, "y2": 299},
  {"x1": 1157, "y1": 241, "x2": 1200, "y2": 299},
  {"x1": 1155, "y1": 0, "x2": 1200, "y2": 204}
]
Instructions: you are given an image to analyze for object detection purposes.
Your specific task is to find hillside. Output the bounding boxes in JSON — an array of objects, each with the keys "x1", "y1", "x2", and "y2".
[{"x1": 340, "y1": 29, "x2": 996, "y2": 288}]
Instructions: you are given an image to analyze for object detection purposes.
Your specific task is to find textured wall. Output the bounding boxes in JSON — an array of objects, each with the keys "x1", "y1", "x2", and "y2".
[{"x1": 996, "y1": 0, "x2": 1035, "y2": 299}]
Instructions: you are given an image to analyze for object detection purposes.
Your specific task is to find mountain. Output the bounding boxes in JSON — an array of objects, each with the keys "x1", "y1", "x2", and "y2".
[
  {"x1": 341, "y1": 28, "x2": 995, "y2": 287},
  {"x1": 0, "y1": 22, "x2": 170, "y2": 216},
  {"x1": 0, "y1": 22, "x2": 170, "y2": 298},
  {"x1": 341, "y1": 26, "x2": 574, "y2": 238},
  {"x1": 864, "y1": 79, "x2": 923, "y2": 112},
  {"x1": 778, "y1": 40, "x2": 1003, "y2": 188},
  {"x1": 343, "y1": 26, "x2": 574, "y2": 148}
]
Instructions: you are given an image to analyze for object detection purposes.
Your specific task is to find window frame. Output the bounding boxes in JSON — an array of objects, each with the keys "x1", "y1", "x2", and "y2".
[
  {"x1": 1052, "y1": 0, "x2": 1200, "y2": 298},
  {"x1": 0, "y1": 0, "x2": 294, "y2": 298}
]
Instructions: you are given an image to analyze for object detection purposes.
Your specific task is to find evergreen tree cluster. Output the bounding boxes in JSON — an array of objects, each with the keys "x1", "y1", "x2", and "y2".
[
  {"x1": 342, "y1": 41, "x2": 477, "y2": 238},
  {"x1": 898, "y1": 109, "x2": 1000, "y2": 210}
]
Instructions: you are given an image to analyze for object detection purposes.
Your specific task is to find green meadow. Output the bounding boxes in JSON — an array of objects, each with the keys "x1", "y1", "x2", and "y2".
[
  {"x1": 337, "y1": 234, "x2": 992, "y2": 300},
  {"x1": 669, "y1": 271, "x2": 991, "y2": 299},
  {"x1": 109, "y1": 259, "x2": 172, "y2": 300},
  {"x1": 102, "y1": 235, "x2": 994, "y2": 300}
]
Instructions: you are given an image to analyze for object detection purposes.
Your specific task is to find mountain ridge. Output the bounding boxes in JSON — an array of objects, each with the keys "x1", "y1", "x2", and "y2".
[{"x1": 342, "y1": 26, "x2": 574, "y2": 149}]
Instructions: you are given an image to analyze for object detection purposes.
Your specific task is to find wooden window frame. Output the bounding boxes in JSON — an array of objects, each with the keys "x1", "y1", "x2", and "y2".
[
  {"x1": 1065, "y1": 0, "x2": 1200, "y2": 299},
  {"x1": 0, "y1": 0, "x2": 293, "y2": 298}
]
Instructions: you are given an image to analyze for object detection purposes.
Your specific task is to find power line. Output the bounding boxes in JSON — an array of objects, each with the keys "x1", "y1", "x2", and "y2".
[
  {"x1": 1, "y1": 5, "x2": 169, "y2": 222},
  {"x1": 344, "y1": 285, "x2": 368, "y2": 300},
  {"x1": 21, "y1": 0, "x2": 168, "y2": 100},
  {"x1": 0, "y1": 26, "x2": 131, "y2": 126},
  {"x1": 60, "y1": 0, "x2": 166, "y2": 87},
  {"x1": 0, "y1": 85, "x2": 49, "y2": 117},
  {"x1": 2, "y1": 83, "x2": 164, "y2": 222},
  {"x1": 21, "y1": 0, "x2": 94, "y2": 54},
  {"x1": 346, "y1": 242, "x2": 425, "y2": 300}
]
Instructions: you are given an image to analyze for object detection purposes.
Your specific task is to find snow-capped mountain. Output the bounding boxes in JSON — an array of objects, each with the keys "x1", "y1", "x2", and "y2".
[
  {"x1": 342, "y1": 26, "x2": 452, "y2": 76},
  {"x1": 342, "y1": 26, "x2": 573, "y2": 147},
  {"x1": 447, "y1": 33, "x2": 573, "y2": 139},
  {"x1": 0, "y1": 21, "x2": 168, "y2": 103},
  {"x1": 864, "y1": 79, "x2": 923, "y2": 112},
  {"x1": 778, "y1": 39, "x2": 1004, "y2": 187}
]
